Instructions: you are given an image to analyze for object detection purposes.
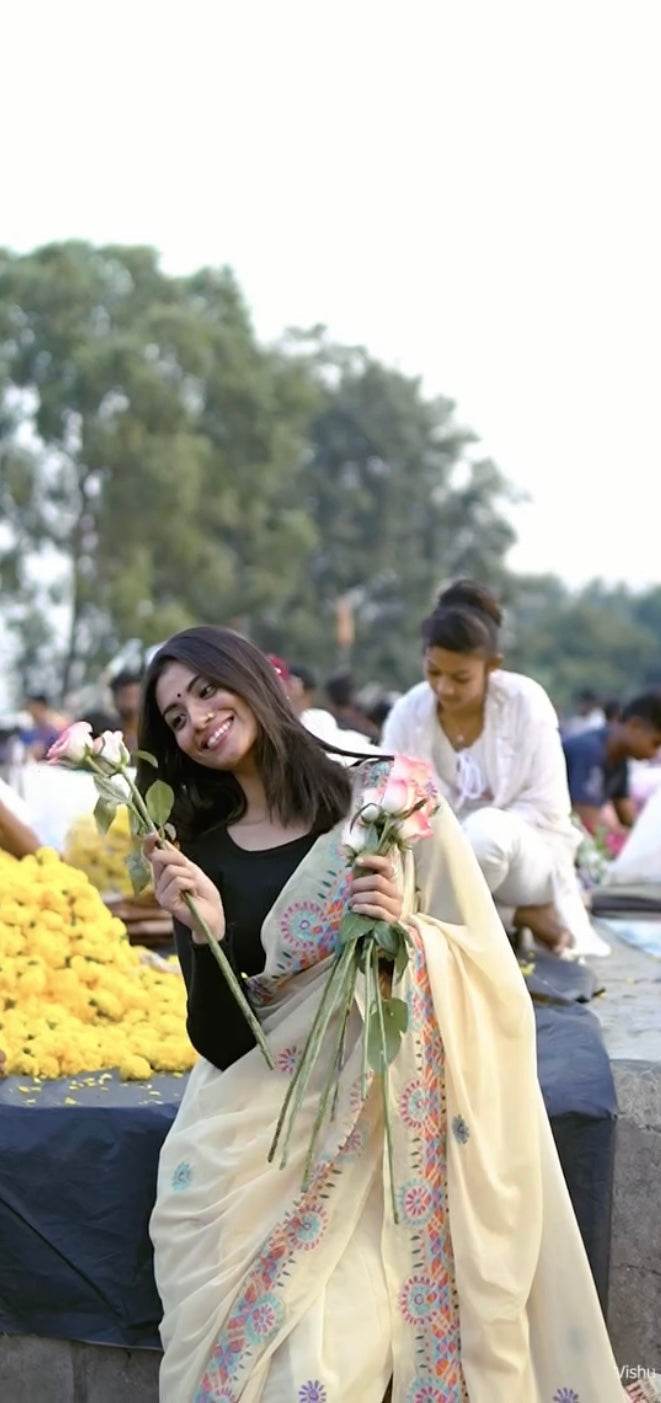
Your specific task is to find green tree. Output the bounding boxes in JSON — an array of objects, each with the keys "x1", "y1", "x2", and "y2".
[
  {"x1": 0, "y1": 243, "x2": 319, "y2": 696},
  {"x1": 507, "y1": 575, "x2": 660, "y2": 711},
  {"x1": 1, "y1": 246, "x2": 521, "y2": 702},
  {"x1": 263, "y1": 333, "x2": 516, "y2": 687}
]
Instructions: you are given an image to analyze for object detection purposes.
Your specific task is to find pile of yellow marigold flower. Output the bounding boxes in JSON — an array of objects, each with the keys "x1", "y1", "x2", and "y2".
[
  {"x1": 64, "y1": 805, "x2": 143, "y2": 897},
  {"x1": 0, "y1": 847, "x2": 195, "y2": 1080}
]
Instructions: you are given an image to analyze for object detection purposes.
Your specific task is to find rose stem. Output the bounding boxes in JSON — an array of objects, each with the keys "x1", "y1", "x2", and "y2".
[
  {"x1": 373, "y1": 954, "x2": 399, "y2": 1224},
  {"x1": 268, "y1": 946, "x2": 346, "y2": 1164},
  {"x1": 361, "y1": 938, "x2": 373, "y2": 1101},
  {"x1": 119, "y1": 768, "x2": 275, "y2": 1068},
  {"x1": 331, "y1": 955, "x2": 359, "y2": 1121},
  {"x1": 278, "y1": 943, "x2": 354, "y2": 1169},
  {"x1": 302, "y1": 952, "x2": 356, "y2": 1187}
]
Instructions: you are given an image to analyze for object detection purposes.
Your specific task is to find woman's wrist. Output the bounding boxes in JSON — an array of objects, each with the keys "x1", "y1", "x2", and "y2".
[{"x1": 191, "y1": 922, "x2": 225, "y2": 947}]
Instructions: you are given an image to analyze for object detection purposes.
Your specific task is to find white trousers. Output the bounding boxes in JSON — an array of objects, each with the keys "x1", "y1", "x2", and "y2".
[
  {"x1": 461, "y1": 808, "x2": 555, "y2": 923},
  {"x1": 431, "y1": 806, "x2": 610, "y2": 957},
  {"x1": 428, "y1": 807, "x2": 555, "y2": 931}
]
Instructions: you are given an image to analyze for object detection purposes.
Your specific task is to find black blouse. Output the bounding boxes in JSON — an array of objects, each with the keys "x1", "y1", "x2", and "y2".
[{"x1": 174, "y1": 824, "x2": 319, "y2": 1070}]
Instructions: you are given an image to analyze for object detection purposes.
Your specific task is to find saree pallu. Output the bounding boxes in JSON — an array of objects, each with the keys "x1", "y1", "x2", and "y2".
[{"x1": 151, "y1": 766, "x2": 626, "y2": 1403}]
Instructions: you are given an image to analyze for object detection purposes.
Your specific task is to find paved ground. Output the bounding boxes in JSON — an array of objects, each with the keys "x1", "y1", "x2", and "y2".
[{"x1": 592, "y1": 923, "x2": 661, "y2": 1374}]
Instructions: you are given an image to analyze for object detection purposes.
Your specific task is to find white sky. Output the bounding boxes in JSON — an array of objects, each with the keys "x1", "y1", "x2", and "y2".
[{"x1": 4, "y1": 0, "x2": 661, "y2": 587}]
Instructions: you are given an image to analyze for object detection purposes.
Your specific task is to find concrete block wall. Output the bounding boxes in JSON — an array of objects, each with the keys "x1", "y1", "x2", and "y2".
[{"x1": 0, "y1": 1336, "x2": 160, "y2": 1403}]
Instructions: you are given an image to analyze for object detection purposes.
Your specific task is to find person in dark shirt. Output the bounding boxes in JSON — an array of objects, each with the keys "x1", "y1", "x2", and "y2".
[
  {"x1": 563, "y1": 692, "x2": 661, "y2": 835},
  {"x1": 137, "y1": 627, "x2": 399, "y2": 1072}
]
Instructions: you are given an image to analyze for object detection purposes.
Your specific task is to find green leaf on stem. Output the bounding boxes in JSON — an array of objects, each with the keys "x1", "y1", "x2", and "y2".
[
  {"x1": 93, "y1": 795, "x2": 118, "y2": 835},
  {"x1": 370, "y1": 921, "x2": 399, "y2": 958},
  {"x1": 337, "y1": 911, "x2": 375, "y2": 947},
  {"x1": 393, "y1": 936, "x2": 410, "y2": 980},
  {"x1": 145, "y1": 780, "x2": 174, "y2": 828},
  {"x1": 134, "y1": 749, "x2": 158, "y2": 768},
  {"x1": 367, "y1": 996, "x2": 408, "y2": 1071},
  {"x1": 126, "y1": 847, "x2": 152, "y2": 895},
  {"x1": 128, "y1": 806, "x2": 142, "y2": 838}
]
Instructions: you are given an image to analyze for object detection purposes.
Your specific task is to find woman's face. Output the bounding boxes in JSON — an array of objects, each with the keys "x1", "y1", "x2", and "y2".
[
  {"x1": 423, "y1": 646, "x2": 494, "y2": 714},
  {"x1": 155, "y1": 662, "x2": 259, "y2": 771}
]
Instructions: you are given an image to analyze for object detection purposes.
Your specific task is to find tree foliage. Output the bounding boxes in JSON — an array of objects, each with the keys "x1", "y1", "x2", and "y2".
[
  {"x1": 0, "y1": 243, "x2": 515, "y2": 697},
  {"x1": 2, "y1": 241, "x2": 655, "y2": 711},
  {"x1": 506, "y1": 576, "x2": 661, "y2": 710},
  {"x1": 256, "y1": 331, "x2": 516, "y2": 685},
  {"x1": 0, "y1": 243, "x2": 318, "y2": 695}
]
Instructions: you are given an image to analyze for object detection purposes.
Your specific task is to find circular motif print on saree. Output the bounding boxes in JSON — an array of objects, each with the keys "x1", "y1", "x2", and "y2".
[
  {"x1": 275, "y1": 1044, "x2": 299, "y2": 1076},
  {"x1": 451, "y1": 1114, "x2": 470, "y2": 1145},
  {"x1": 196, "y1": 1378, "x2": 235, "y2": 1403},
  {"x1": 399, "y1": 1079, "x2": 433, "y2": 1130},
  {"x1": 399, "y1": 1274, "x2": 447, "y2": 1324},
  {"x1": 406, "y1": 1379, "x2": 448, "y2": 1403},
  {"x1": 298, "y1": 1383, "x2": 328, "y2": 1403},
  {"x1": 280, "y1": 900, "x2": 325, "y2": 951},
  {"x1": 242, "y1": 1290, "x2": 284, "y2": 1347},
  {"x1": 398, "y1": 1178, "x2": 437, "y2": 1228},
  {"x1": 285, "y1": 1203, "x2": 328, "y2": 1252}
]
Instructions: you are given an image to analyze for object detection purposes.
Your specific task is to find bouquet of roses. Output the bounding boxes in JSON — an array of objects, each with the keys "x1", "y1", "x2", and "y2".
[
  {"x1": 269, "y1": 756, "x2": 440, "y2": 1220},
  {"x1": 46, "y1": 723, "x2": 274, "y2": 1067}
]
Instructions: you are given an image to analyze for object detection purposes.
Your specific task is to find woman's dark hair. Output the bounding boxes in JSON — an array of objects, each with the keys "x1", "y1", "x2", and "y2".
[
  {"x1": 421, "y1": 579, "x2": 503, "y2": 655},
  {"x1": 137, "y1": 626, "x2": 358, "y2": 843}
]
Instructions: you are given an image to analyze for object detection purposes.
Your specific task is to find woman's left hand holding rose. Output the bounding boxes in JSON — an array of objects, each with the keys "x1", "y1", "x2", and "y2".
[{"x1": 350, "y1": 854, "x2": 402, "y2": 922}]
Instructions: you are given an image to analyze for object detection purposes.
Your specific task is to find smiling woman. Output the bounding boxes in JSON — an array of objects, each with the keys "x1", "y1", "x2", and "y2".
[
  {"x1": 157, "y1": 664, "x2": 260, "y2": 766},
  {"x1": 137, "y1": 627, "x2": 355, "y2": 845},
  {"x1": 135, "y1": 625, "x2": 626, "y2": 1403}
]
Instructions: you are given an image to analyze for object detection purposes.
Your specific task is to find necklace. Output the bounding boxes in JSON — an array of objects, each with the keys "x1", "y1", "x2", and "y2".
[{"x1": 439, "y1": 709, "x2": 483, "y2": 751}]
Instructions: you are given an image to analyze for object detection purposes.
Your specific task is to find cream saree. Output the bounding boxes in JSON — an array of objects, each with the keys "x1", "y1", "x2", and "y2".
[{"x1": 151, "y1": 763, "x2": 626, "y2": 1403}]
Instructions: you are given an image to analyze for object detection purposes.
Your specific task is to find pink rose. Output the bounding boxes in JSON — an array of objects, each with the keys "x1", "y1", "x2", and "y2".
[
  {"x1": 92, "y1": 730, "x2": 130, "y2": 769},
  {"x1": 382, "y1": 755, "x2": 439, "y2": 816},
  {"x1": 398, "y1": 806, "x2": 435, "y2": 844},
  {"x1": 46, "y1": 722, "x2": 94, "y2": 765},
  {"x1": 381, "y1": 774, "x2": 417, "y2": 815},
  {"x1": 390, "y1": 754, "x2": 437, "y2": 795}
]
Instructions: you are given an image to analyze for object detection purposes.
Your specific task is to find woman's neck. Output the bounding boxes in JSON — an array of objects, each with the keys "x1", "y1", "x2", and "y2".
[
  {"x1": 436, "y1": 699, "x2": 486, "y2": 748},
  {"x1": 233, "y1": 759, "x2": 269, "y2": 823},
  {"x1": 229, "y1": 761, "x2": 312, "y2": 845}
]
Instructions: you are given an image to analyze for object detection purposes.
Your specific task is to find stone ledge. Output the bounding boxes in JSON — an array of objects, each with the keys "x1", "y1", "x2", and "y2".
[
  {"x1": 593, "y1": 928, "x2": 661, "y2": 1372},
  {"x1": 0, "y1": 1335, "x2": 161, "y2": 1403}
]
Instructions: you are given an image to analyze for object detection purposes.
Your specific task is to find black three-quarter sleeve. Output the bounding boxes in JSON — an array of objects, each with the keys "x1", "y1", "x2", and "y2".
[
  {"x1": 172, "y1": 826, "x2": 319, "y2": 1073},
  {"x1": 174, "y1": 919, "x2": 257, "y2": 1070}
]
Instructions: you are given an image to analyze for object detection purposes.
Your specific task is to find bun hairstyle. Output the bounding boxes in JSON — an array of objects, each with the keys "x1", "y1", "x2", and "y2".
[{"x1": 421, "y1": 579, "x2": 503, "y2": 655}]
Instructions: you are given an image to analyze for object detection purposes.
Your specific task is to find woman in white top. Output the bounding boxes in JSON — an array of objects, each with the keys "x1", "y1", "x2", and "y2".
[{"x1": 383, "y1": 580, "x2": 609, "y2": 956}]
